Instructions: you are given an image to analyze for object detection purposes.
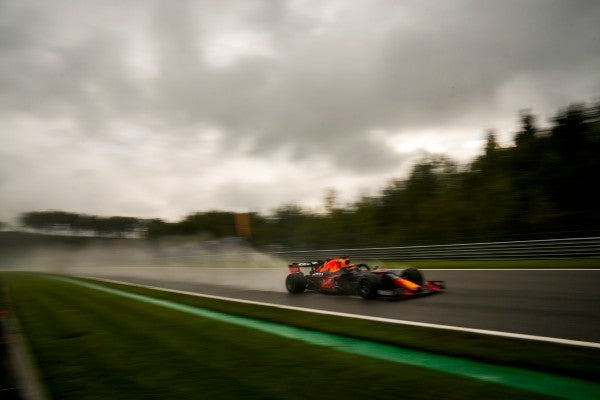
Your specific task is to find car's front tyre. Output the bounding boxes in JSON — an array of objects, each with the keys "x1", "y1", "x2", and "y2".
[{"x1": 358, "y1": 275, "x2": 381, "y2": 299}]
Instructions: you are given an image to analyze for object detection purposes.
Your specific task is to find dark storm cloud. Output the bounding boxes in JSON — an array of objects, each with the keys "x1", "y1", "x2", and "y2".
[
  {"x1": 0, "y1": 1, "x2": 147, "y2": 136},
  {"x1": 376, "y1": 1, "x2": 600, "y2": 123},
  {"x1": 5, "y1": 0, "x2": 599, "y2": 148},
  {"x1": 138, "y1": 0, "x2": 600, "y2": 158},
  {"x1": 1, "y1": 0, "x2": 600, "y2": 220}
]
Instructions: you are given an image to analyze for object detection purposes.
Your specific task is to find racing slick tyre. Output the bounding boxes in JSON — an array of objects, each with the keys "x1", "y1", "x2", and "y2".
[
  {"x1": 401, "y1": 267, "x2": 423, "y2": 285},
  {"x1": 286, "y1": 273, "x2": 308, "y2": 294},
  {"x1": 358, "y1": 275, "x2": 381, "y2": 300}
]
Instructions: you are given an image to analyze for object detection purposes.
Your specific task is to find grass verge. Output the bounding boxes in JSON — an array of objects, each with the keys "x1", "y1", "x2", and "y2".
[
  {"x1": 0, "y1": 279, "x2": 22, "y2": 399},
  {"x1": 1, "y1": 272, "x2": 569, "y2": 400},
  {"x1": 73, "y1": 274, "x2": 600, "y2": 382}
]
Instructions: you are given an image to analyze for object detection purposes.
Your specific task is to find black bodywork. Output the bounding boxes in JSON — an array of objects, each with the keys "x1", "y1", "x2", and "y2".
[{"x1": 285, "y1": 261, "x2": 445, "y2": 300}]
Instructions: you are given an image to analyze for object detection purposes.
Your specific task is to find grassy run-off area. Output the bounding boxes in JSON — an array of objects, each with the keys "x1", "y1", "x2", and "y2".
[{"x1": 1, "y1": 272, "x2": 599, "y2": 400}]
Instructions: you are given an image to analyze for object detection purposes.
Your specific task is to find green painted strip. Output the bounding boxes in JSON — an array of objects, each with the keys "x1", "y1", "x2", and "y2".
[{"x1": 53, "y1": 276, "x2": 599, "y2": 400}]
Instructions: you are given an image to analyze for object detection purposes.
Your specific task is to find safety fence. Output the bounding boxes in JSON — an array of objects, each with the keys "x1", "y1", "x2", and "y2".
[{"x1": 270, "y1": 237, "x2": 600, "y2": 261}]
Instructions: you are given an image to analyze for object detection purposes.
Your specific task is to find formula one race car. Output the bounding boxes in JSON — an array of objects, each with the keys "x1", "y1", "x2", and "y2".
[{"x1": 285, "y1": 258, "x2": 445, "y2": 300}]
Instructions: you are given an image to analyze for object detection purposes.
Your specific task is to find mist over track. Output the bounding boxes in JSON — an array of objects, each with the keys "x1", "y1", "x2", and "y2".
[{"x1": 5, "y1": 236, "x2": 598, "y2": 343}]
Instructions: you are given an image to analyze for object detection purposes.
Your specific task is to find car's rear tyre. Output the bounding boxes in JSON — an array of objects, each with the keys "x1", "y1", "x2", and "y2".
[
  {"x1": 358, "y1": 275, "x2": 381, "y2": 299},
  {"x1": 286, "y1": 273, "x2": 307, "y2": 294},
  {"x1": 401, "y1": 267, "x2": 423, "y2": 285}
]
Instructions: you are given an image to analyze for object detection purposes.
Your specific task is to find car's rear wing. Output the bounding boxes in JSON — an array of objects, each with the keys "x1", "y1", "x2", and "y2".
[{"x1": 288, "y1": 261, "x2": 323, "y2": 273}]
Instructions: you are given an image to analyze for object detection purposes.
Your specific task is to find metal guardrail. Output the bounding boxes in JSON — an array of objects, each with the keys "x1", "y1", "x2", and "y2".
[{"x1": 271, "y1": 237, "x2": 600, "y2": 261}]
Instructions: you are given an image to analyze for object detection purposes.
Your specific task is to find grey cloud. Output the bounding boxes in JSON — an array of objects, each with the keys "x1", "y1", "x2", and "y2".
[{"x1": 1, "y1": 0, "x2": 600, "y2": 221}]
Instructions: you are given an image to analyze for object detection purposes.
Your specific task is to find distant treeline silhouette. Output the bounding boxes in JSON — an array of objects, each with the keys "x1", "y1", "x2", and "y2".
[
  {"x1": 14, "y1": 100, "x2": 600, "y2": 249},
  {"x1": 18, "y1": 211, "x2": 146, "y2": 237}
]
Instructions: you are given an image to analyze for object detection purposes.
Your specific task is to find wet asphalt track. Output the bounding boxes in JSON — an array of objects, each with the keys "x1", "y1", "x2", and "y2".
[{"x1": 85, "y1": 269, "x2": 600, "y2": 343}]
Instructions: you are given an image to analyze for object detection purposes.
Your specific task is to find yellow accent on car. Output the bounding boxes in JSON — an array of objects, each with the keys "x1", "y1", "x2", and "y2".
[{"x1": 399, "y1": 278, "x2": 420, "y2": 291}]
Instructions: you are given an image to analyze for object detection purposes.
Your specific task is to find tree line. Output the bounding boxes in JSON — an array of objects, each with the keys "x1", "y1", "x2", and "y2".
[
  {"x1": 18, "y1": 211, "x2": 145, "y2": 237},
  {"x1": 15, "y1": 100, "x2": 600, "y2": 249}
]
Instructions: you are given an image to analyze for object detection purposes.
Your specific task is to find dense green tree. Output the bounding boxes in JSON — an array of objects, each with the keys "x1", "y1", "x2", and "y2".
[
  {"x1": 16, "y1": 99, "x2": 600, "y2": 249},
  {"x1": 244, "y1": 100, "x2": 600, "y2": 248}
]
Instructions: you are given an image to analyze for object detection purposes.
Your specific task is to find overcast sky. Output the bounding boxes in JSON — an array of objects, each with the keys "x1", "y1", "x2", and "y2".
[{"x1": 1, "y1": 0, "x2": 599, "y2": 223}]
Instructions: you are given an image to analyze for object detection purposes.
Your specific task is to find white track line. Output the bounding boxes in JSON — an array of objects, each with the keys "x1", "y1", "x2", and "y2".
[{"x1": 81, "y1": 275, "x2": 600, "y2": 349}]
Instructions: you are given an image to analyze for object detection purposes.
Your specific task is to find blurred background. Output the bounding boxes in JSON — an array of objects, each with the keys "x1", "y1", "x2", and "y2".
[
  {"x1": 2, "y1": 102, "x2": 599, "y2": 266},
  {"x1": 1, "y1": 1, "x2": 599, "y2": 264}
]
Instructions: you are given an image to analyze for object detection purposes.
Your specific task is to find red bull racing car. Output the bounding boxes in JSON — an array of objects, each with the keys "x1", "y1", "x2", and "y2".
[{"x1": 285, "y1": 257, "x2": 445, "y2": 300}]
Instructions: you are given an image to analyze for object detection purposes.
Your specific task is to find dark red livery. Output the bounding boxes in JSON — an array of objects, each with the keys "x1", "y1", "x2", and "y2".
[{"x1": 285, "y1": 258, "x2": 445, "y2": 300}]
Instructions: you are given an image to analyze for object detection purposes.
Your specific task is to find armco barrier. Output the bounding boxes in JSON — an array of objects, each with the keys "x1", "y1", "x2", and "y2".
[{"x1": 270, "y1": 237, "x2": 600, "y2": 261}]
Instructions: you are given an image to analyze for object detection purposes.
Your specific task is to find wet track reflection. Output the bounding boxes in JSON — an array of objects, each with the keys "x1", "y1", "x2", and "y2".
[{"x1": 83, "y1": 269, "x2": 600, "y2": 343}]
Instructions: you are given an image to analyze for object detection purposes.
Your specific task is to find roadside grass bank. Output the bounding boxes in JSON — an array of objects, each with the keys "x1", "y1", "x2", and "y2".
[
  {"x1": 0, "y1": 272, "x2": 565, "y2": 400},
  {"x1": 0, "y1": 278, "x2": 22, "y2": 399},
  {"x1": 79, "y1": 274, "x2": 600, "y2": 381}
]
